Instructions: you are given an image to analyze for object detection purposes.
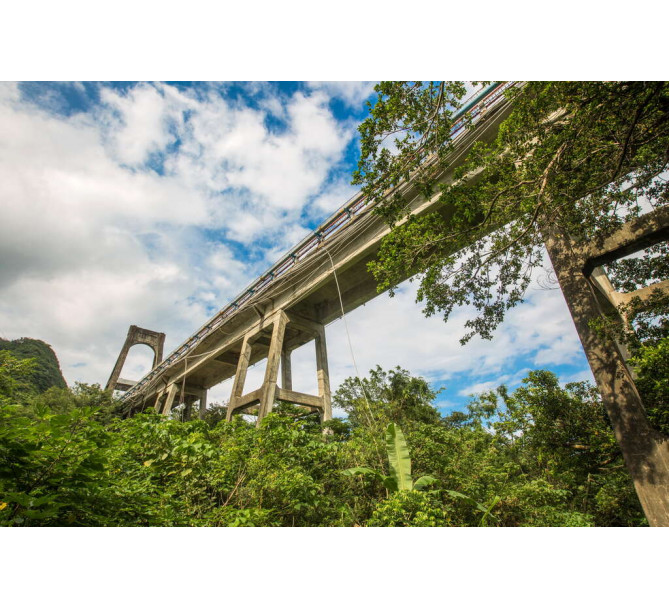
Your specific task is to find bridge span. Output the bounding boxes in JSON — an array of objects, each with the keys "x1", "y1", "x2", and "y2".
[
  {"x1": 104, "y1": 81, "x2": 669, "y2": 525},
  {"x1": 109, "y1": 83, "x2": 520, "y2": 422}
]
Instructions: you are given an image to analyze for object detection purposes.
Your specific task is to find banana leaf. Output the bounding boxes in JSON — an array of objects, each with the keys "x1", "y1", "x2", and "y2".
[{"x1": 386, "y1": 423, "x2": 413, "y2": 491}]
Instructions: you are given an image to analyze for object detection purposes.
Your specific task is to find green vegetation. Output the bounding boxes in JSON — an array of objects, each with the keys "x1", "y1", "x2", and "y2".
[
  {"x1": 0, "y1": 350, "x2": 647, "y2": 526},
  {"x1": 1, "y1": 83, "x2": 665, "y2": 526},
  {"x1": 603, "y1": 242, "x2": 669, "y2": 436},
  {"x1": 352, "y1": 81, "x2": 668, "y2": 521},
  {"x1": 354, "y1": 81, "x2": 669, "y2": 342},
  {"x1": 343, "y1": 422, "x2": 437, "y2": 492},
  {"x1": 0, "y1": 337, "x2": 67, "y2": 393}
]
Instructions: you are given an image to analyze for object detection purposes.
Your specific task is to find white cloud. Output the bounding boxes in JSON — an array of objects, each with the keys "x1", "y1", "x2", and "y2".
[
  {"x1": 457, "y1": 368, "x2": 532, "y2": 397},
  {"x1": 307, "y1": 82, "x2": 375, "y2": 109},
  {"x1": 0, "y1": 82, "x2": 360, "y2": 388},
  {"x1": 99, "y1": 83, "x2": 182, "y2": 166},
  {"x1": 560, "y1": 369, "x2": 595, "y2": 385},
  {"x1": 316, "y1": 267, "x2": 589, "y2": 405},
  {"x1": 309, "y1": 178, "x2": 359, "y2": 215}
]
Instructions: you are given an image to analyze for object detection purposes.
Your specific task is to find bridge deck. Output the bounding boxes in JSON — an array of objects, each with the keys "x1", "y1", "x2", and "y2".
[{"x1": 122, "y1": 83, "x2": 519, "y2": 408}]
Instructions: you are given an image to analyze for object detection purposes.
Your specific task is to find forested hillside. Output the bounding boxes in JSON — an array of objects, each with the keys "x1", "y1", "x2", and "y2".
[{"x1": 0, "y1": 338, "x2": 66, "y2": 393}]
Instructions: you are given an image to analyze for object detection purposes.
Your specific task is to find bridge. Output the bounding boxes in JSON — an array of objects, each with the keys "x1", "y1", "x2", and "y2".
[
  {"x1": 107, "y1": 82, "x2": 520, "y2": 421},
  {"x1": 106, "y1": 80, "x2": 668, "y2": 427},
  {"x1": 102, "y1": 83, "x2": 668, "y2": 450},
  {"x1": 105, "y1": 81, "x2": 669, "y2": 525}
]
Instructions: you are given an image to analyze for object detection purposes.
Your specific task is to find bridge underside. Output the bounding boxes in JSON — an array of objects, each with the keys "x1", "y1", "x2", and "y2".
[{"x1": 116, "y1": 92, "x2": 518, "y2": 422}]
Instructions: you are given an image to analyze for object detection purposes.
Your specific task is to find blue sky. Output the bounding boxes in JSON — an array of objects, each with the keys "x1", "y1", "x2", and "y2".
[{"x1": 0, "y1": 81, "x2": 593, "y2": 415}]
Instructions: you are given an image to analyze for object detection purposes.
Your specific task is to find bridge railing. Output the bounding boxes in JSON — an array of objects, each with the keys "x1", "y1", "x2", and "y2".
[{"x1": 122, "y1": 81, "x2": 518, "y2": 402}]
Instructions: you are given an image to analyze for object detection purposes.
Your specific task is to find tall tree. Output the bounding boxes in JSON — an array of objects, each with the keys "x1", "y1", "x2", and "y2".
[{"x1": 353, "y1": 81, "x2": 669, "y2": 524}]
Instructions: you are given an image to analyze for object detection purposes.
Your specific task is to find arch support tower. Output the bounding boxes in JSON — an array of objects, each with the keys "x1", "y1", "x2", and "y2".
[{"x1": 105, "y1": 325, "x2": 166, "y2": 392}]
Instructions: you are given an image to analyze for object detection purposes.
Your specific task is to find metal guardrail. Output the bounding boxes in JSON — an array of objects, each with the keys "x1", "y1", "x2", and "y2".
[{"x1": 122, "y1": 81, "x2": 516, "y2": 401}]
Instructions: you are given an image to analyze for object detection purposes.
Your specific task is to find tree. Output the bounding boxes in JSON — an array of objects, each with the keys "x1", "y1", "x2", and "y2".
[
  {"x1": 354, "y1": 81, "x2": 668, "y2": 342},
  {"x1": 353, "y1": 81, "x2": 669, "y2": 524},
  {"x1": 0, "y1": 351, "x2": 37, "y2": 401},
  {"x1": 333, "y1": 365, "x2": 441, "y2": 430},
  {"x1": 0, "y1": 338, "x2": 67, "y2": 393}
]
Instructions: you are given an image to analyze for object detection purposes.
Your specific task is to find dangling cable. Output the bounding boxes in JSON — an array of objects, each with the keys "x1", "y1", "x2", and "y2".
[
  {"x1": 324, "y1": 249, "x2": 388, "y2": 472},
  {"x1": 324, "y1": 249, "x2": 375, "y2": 424}
]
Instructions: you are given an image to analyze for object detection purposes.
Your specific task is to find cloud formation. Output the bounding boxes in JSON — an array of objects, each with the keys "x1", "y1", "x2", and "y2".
[
  {"x1": 0, "y1": 81, "x2": 591, "y2": 414},
  {"x1": 0, "y1": 82, "x2": 361, "y2": 386}
]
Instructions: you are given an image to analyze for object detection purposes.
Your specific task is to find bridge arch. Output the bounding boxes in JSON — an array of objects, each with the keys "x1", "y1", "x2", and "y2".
[{"x1": 105, "y1": 325, "x2": 165, "y2": 392}]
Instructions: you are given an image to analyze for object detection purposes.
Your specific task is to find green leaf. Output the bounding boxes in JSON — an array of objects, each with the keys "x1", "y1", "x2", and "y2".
[
  {"x1": 343, "y1": 466, "x2": 380, "y2": 479},
  {"x1": 413, "y1": 475, "x2": 437, "y2": 491},
  {"x1": 381, "y1": 476, "x2": 398, "y2": 492},
  {"x1": 385, "y1": 423, "x2": 413, "y2": 491},
  {"x1": 445, "y1": 489, "x2": 488, "y2": 513},
  {"x1": 480, "y1": 495, "x2": 501, "y2": 527}
]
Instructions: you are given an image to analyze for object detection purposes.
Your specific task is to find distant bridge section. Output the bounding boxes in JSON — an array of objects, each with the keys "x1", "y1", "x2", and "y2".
[{"x1": 113, "y1": 82, "x2": 520, "y2": 421}]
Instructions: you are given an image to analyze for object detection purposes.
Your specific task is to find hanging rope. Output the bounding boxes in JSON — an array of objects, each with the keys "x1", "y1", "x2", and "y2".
[{"x1": 324, "y1": 249, "x2": 375, "y2": 424}]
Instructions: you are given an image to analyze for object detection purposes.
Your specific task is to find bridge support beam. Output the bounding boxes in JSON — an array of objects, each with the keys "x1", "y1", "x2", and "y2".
[
  {"x1": 226, "y1": 310, "x2": 332, "y2": 427},
  {"x1": 161, "y1": 383, "x2": 179, "y2": 416},
  {"x1": 199, "y1": 389, "x2": 208, "y2": 420},
  {"x1": 281, "y1": 344, "x2": 292, "y2": 390},
  {"x1": 183, "y1": 394, "x2": 198, "y2": 421},
  {"x1": 545, "y1": 207, "x2": 669, "y2": 527}
]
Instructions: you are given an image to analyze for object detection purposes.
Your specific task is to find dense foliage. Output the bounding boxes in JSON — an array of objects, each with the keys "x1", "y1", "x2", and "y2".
[
  {"x1": 0, "y1": 352, "x2": 646, "y2": 526},
  {"x1": 0, "y1": 337, "x2": 67, "y2": 393},
  {"x1": 353, "y1": 81, "x2": 669, "y2": 343}
]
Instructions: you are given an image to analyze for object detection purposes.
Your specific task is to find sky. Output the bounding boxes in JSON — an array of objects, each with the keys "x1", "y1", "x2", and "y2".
[{"x1": 0, "y1": 81, "x2": 594, "y2": 416}]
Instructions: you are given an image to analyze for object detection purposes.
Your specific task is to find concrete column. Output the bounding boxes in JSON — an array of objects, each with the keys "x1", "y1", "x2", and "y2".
[
  {"x1": 226, "y1": 336, "x2": 253, "y2": 422},
  {"x1": 315, "y1": 328, "x2": 332, "y2": 422},
  {"x1": 545, "y1": 226, "x2": 669, "y2": 527},
  {"x1": 199, "y1": 389, "x2": 208, "y2": 420},
  {"x1": 183, "y1": 395, "x2": 198, "y2": 421},
  {"x1": 106, "y1": 340, "x2": 131, "y2": 393},
  {"x1": 161, "y1": 383, "x2": 179, "y2": 416},
  {"x1": 281, "y1": 345, "x2": 293, "y2": 390},
  {"x1": 257, "y1": 311, "x2": 288, "y2": 423},
  {"x1": 154, "y1": 388, "x2": 166, "y2": 413}
]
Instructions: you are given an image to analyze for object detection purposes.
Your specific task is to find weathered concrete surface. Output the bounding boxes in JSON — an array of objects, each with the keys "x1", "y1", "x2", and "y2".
[
  {"x1": 105, "y1": 325, "x2": 165, "y2": 392},
  {"x1": 545, "y1": 206, "x2": 669, "y2": 527},
  {"x1": 222, "y1": 310, "x2": 332, "y2": 425}
]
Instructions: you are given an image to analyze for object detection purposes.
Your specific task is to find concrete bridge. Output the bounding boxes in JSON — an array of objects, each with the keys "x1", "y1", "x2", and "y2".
[
  {"x1": 109, "y1": 82, "x2": 521, "y2": 421},
  {"x1": 106, "y1": 81, "x2": 669, "y2": 525}
]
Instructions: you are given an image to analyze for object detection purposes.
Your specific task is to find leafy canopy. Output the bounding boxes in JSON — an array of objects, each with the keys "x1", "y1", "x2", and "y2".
[{"x1": 354, "y1": 82, "x2": 669, "y2": 342}]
